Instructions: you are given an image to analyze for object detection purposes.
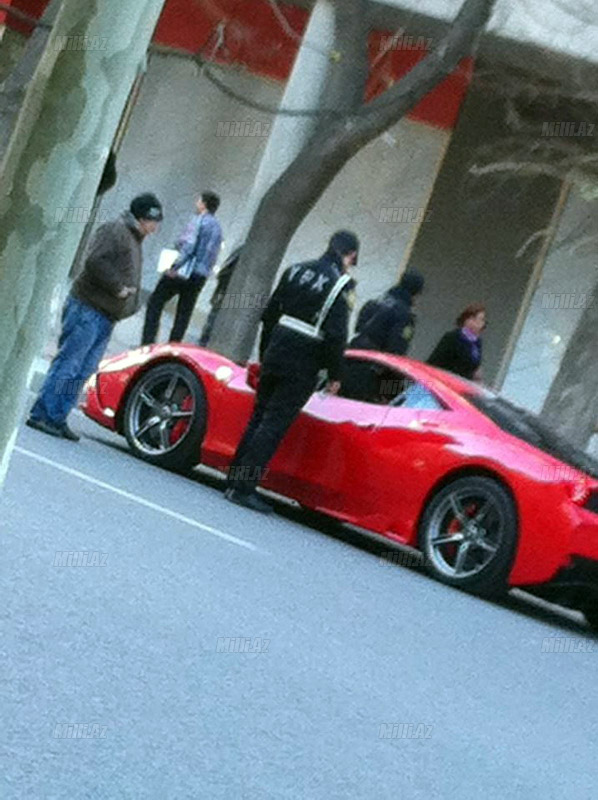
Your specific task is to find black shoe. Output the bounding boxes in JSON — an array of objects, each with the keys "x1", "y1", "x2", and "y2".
[
  {"x1": 225, "y1": 489, "x2": 272, "y2": 514},
  {"x1": 60, "y1": 424, "x2": 80, "y2": 442},
  {"x1": 26, "y1": 417, "x2": 64, "y2": 438}
]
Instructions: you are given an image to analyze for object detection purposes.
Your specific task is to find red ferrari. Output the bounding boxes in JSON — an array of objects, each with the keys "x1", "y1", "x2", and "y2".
[{"x1": 81, "y1": 344, "x2": 598, "y2": 627}]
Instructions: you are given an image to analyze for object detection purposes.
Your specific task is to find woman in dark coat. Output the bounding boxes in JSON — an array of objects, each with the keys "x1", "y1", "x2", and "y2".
[{"x1": 427, "y1": 303, "x2": 486, "y2": 381}]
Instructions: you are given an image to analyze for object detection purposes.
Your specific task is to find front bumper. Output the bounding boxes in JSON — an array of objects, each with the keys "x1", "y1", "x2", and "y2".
[{"x1": 79, "y1": 375, "x2": 117, "y2": 431}]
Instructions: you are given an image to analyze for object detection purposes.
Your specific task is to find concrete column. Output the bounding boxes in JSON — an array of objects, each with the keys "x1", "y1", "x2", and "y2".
[{"x1": 229, "y1": 0, "x2": 336, "y2": 246}]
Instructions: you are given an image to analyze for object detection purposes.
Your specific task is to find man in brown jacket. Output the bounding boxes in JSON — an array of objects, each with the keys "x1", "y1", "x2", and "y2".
[{"x1": 27, "y1": 194, "x2": 163, "y2": 441}]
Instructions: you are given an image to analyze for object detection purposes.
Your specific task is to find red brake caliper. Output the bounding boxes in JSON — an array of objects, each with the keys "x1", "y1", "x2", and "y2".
[{"x1": 169, "y1": 394, "x2": 193, "y2": 445}]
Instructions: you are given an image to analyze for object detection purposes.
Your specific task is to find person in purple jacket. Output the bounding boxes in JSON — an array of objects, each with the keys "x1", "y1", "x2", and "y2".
[{"x1": 142, "y1": 191, "x2": 222, "y2": 344}]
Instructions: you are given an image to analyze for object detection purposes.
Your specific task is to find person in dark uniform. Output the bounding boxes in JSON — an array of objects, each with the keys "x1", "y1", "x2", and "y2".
[
  {"x1": 198, "y1": 244, "x2": 244, "y2": 347},
  {"x1": 350, "y1": 269, "x2": 424, "y2": 355},
  {"x1": 427, "y1": 303, "x2": 486, "y2": 381},
  {"x1": 225, "y1": 231, "x2": 360, "y2": 513},
  {"x1": 342, "y1": 270, "x2": 424, "y2": 403}
]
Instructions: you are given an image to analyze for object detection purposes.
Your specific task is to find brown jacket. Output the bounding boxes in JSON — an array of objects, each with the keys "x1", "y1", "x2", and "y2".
[{"x1": 72, "y1": 212, "x2": 144, "y2": 321}]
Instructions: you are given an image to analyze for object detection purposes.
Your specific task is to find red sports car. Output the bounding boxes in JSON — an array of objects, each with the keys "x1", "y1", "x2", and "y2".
[{"x1": 81, "y1": 344, "x2": 598, "y2": 627}]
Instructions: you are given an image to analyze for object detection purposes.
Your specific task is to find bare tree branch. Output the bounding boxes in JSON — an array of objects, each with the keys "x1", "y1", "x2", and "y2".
[
  {"x1": 209, "y1": 0, "x2": 499, "y2": 360},
  {"x1": 515, "y1": 228, "x2": 550, "y2": 259}
]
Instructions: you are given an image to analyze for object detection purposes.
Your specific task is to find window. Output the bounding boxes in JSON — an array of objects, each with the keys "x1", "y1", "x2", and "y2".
[
  {"x1": 390, "y1": 382, "x2": 445, "y2": 410},
  {"x1": 340, "y1": 358, "x2": 444, "y2": 409}
]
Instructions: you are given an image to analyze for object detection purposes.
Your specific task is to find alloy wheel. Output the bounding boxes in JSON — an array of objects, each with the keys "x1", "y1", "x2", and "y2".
[{"x1": 128, "y1": 369, "x2": 196, "y2": 456}]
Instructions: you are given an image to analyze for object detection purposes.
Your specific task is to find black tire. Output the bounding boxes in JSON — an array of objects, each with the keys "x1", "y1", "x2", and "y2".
[
  {"x1": 123, "y1": 362, "x2": 207, "y2": 472},
  {"x1": 299, "y1": 504, "x2": 339, "y2": 530},
  {"x1": 419, "y1": 476, "x2": 518, "y2": 598},
  {"x1": 582, "y1": 602, "x2": 598, "y2": 632}
]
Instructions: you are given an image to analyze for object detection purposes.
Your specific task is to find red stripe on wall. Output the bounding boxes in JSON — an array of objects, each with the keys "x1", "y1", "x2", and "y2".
[
  {"x1": 367, "y1": 31, "x2": 473, "y2": 130},
  {"x1": 8, "y1": 0, "x2": 472, "y2": 130},
  {"x1": 155, "y1": 0, "x2": 307, "y2": 82}
]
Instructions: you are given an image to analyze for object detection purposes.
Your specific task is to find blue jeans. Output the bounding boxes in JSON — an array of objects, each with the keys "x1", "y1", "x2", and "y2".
[{"x1": 30, "y1": 295, "x2": 113, "y2": 425}]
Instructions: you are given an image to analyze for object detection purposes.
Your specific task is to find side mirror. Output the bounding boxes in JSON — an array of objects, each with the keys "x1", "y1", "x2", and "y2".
[{"x1": 246, "y1": 362, "x2": 261, "y2": 390}]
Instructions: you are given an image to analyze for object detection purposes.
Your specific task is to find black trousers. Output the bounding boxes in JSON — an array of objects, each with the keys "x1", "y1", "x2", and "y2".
[
  {"x1": 198, "y1": 305, "x2": 218, "y2": 346},
  {"x1": 227, "y1": 370, "x2": 317, "y2": 494},
  {"x1": 141, "y1": 274, "x2": 206, "y2": 344}
]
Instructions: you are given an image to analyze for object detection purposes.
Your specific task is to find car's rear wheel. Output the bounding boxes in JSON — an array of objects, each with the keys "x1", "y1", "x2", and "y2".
[
  {"x1": 419, "y1": 476, "x2": 518, "y2": 598},
  {"x1": 123, "y1": 363, "x2": 206, "y2": 472}
]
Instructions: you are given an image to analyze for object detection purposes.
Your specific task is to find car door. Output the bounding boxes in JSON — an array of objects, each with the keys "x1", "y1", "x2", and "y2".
[
  {"x1": 264, "y1": 356, "x2": 431, "y2": 528},
  {"x1": 266, "y1": 390, "x2": 388, "y2": 522},
  {"x1": 369, "y1": 383, "x2": 456, "y2": 542},
  {"x1": 273, "y1": 359, "x2": 455, "y2": 538}
]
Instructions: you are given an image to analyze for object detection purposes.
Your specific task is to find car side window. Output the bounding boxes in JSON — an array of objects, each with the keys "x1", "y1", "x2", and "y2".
[
  {"x1": 341, "y1": 358, "x2": 446, "y2": 409},
  {"x1": 390, "y1": 382, "x2": 445, "y2": 410},
  {"x1": 341, "y1": 359, "x2": 416, "y2": 406}
]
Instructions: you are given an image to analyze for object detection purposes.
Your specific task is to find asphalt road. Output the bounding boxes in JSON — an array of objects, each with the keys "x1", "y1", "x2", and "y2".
[{"x1": 2, "y1": 409, "x2": 598, "y2": 799}]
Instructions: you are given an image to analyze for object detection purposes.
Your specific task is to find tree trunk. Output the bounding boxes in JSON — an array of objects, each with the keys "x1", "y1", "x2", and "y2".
[
  {"x1": 209, "y1": 0, "x2": 497, "y2": 362},
  {"x1": 0, "y1": 0, "x2": 165, "y2": 489},
  {"x1": 541, "y1": 278, "x2": 598, "y2": 449}
]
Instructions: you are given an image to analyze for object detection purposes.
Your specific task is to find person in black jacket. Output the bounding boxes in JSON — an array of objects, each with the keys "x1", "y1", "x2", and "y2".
[
  {"x1": 341, "y1": 270, "x2": 424, "y2": 403},
  {"x1": 225, "y1": 231, "x2": 359, "y2": 513},
  {"x1": 350, "y1": 269, "x2": 424, "y2": 355},
  {"x1": 427, "y1": 303, "x2": 486, "y2": 381},
  {"x1": 198, "y1": 244, "x2": 244, "y2": 346}
]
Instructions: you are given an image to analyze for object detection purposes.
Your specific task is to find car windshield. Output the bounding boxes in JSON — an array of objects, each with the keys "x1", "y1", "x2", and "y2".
[{"x1": 465, "y1": 393, "x2": 598, "y2": 480}]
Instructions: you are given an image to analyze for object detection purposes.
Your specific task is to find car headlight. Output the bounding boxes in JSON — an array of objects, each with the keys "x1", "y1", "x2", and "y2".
[{"x1": 215, "y1": 365, "x2": 234, "y2": 383}]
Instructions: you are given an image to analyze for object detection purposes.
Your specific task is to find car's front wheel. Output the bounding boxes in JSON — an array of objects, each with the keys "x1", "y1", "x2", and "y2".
[
  {"x1": 419, "y1": 476, "x2": 518, "y2": 598},
  {"x1": 123, "y1": 362, "x2": 206, "y2": 472}
]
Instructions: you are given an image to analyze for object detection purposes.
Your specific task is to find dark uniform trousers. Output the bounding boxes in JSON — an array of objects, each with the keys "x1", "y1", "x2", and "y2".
[
  {"x1": 142, "y1": 274, "x2": 206, "y2": 344},
  {"x1": 227, "y1": 370, "x2": 317, "y2": 494}
]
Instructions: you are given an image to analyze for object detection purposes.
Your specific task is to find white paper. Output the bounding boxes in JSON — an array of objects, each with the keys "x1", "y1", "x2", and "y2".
[{"x1": 157, "y1": 248, "x2": 179, "y2": 273}]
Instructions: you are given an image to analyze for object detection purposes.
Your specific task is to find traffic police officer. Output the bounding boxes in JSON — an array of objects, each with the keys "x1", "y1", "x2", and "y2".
[
  {"x1": 225, "y1": 230, "x2": 359, "y2": 513},
  {"x1": 350, "y1": 269, "x2": 424, "y2": 356}
]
